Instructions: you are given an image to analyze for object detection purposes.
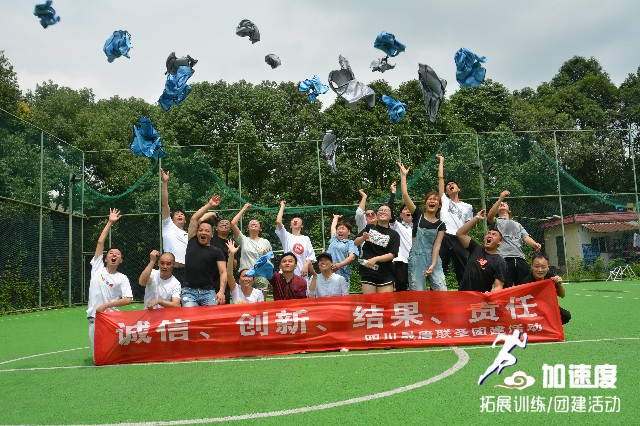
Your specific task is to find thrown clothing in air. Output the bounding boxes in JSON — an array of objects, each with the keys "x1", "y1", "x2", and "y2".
[
  {"x1": 33, "y1": 1, "x2": 60, "y2": 28},
  {"x1": 265, "y1": 54, "x2": 281, "y2": 69},
  {"x1": 373, "y1": 32, "x2": 405, "y2": 57},
  {"x1": 165, "y1": 52, "x2": 198, "y2": 75},
  {"x1": 328, "y1": 55, "x2": 375, "y2": 110},
  {"x1": 158, "y1": 65, "x2": 194, "y2": 110},
  {"x1": 103, "y1": 30, "x2": 132, "y2": 63},
  {"x1": 454, "y1": 47, "x2": 487, "y2": 88},
  {"x1": 299, "y1": 75, "x2": 329, "y2": 103},
  {"x1": 382, "y1": 95, "x2": 407, "y2": 123},
  {"x1": 418, "y1": 63, "x2": 447, "y2": 123},
  {"x1": 236, "y1": 19, "x2": 260, "y2": 44},
  {"x1": 370, "y1": 56, "x2": 395, "y2": 73},
  {"x1": 322, "y1": 130, "x2": 338, "y2": 173},
  {"x1": 246, "y1": 251, "x2": 274, "y2": 280},
  {"x1": 131, "y1": 117, "x2": 166, "y2": 160}
]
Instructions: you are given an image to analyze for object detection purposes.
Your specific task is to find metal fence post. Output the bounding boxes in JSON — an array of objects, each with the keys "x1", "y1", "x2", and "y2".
[
  {"x1": 316, "y1": 139, "x2": 326, "y2": 250},
  {"x1": 475, "y1": 133, "x2": 487, "y2": 233},
  {"x1": 81, "y1": 152, "x2": 85, "y2": 304},
  {"x1": 68, "y1": 173, "x2": 73, "y2": 307},
  {"x1": 629, "y1": 128, "x2": 640, "y2": 227},
  {"x1": 158, "y1": 157, "x2": 163, "y2": 253},
  {"x1": 553, "y1": 131, "x2": 570, "y2": 280},
  {"x1": 38, "y1": 131, "x2": 43, "y2": 307},
  {"x1": 237, "y1": 143, "x2": 243, "y2": 230}
]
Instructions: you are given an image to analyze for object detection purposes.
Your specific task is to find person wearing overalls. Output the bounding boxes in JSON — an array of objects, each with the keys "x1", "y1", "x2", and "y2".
[{"x1": 398, "y1": 162, "x2": 447, "y2": 291}]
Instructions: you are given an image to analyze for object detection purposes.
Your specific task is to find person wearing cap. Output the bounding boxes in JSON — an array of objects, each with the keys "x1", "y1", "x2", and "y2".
[
  {"x1": 327, "y1": 214, "x2": 359, "y2": 286},
  {"x1": 487, "y1": 190, "x2": 542, "y2": 287},
  {"x1": 437, "y1": 154, "x2": 473, "y2": 284},
  {"x1": 456, "y1": 209, "x2": 508, "y2": 292},
  {"x1": 230, "y1": 203, "x2": 272, "y2": 300},
  {"x1": 308, "y1": 252, "x2": 350, "y2": 297},
  {"x1": 161, "y1": 168, "x2": 217, "y2": 284}
]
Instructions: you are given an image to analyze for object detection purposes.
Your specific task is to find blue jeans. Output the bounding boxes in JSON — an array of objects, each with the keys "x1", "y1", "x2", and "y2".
[{"x1": 181, "y1": 287, "x2": 218, "y2": 307}]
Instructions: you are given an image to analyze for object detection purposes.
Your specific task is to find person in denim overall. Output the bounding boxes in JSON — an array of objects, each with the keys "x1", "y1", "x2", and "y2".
[
  {"x1": 408, "y1": 215, "x2": 447, "y2": 290},
  {"x1": 398, "y1": 162, "x2": 447, "y2": 291}
]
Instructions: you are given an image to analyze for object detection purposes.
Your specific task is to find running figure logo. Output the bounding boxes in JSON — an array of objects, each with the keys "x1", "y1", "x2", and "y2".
[{"x1": 478, "y1": 330, "x2": 528, "y2": 385}]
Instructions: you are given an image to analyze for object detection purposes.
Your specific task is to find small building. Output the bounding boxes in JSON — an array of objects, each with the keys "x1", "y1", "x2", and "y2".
[{"x1": 540, "y1": 211, "x2": 639, "y2": 272}]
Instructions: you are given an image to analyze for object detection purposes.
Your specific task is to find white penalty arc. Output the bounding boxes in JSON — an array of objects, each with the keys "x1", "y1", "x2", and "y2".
[{"x1": 7, "y1": 347, "x2": 469, "y2": 426}]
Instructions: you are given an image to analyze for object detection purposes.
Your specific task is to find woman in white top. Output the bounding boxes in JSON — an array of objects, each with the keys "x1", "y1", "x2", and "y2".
[
  {"x1": 226, "y1": 240, "x2": 265, "y2": 304},
  {"x1": 230, "y1": 203, "x2": 272, "y2": 299}
]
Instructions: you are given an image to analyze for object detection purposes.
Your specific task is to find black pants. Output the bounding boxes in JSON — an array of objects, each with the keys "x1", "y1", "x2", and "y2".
[
  {"x1": 393, "y1": 261, "x2": 409, "y2": 292},
  {"x1": 559, "y1": 306, "x2": 571, "y2": 324},
  {"x1": 503, "y1": 257, "x2": 531, "y2": 288},
  {"x1": 439, "y1": 233, "x2": 468, "y2": 284}
]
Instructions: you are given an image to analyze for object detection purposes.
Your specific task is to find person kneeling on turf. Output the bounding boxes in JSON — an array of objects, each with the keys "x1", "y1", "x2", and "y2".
[{"x1": 520, "y1": 253, "x2": 571, "y2": 324}]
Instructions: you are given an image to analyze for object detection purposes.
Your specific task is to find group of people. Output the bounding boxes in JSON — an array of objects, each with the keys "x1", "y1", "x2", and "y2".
[{"x1": 86, "y1": 157, "x2": 571, "y2": 355}]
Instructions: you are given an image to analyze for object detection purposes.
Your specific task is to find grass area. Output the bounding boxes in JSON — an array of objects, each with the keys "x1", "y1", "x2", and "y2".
[{"x1": 1, "y1": 280, "x2": 639, "y2": 425}]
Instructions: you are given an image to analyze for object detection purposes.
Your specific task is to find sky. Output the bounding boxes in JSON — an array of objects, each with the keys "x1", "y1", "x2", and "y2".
[{"x1": 3, "y1": 0, "x2": 640, "y2": 107}]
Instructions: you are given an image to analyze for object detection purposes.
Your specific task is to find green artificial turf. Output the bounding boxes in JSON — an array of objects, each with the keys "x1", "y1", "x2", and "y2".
[{"x1": 1, "y1": 281, "x2": 638, "y2": 425}]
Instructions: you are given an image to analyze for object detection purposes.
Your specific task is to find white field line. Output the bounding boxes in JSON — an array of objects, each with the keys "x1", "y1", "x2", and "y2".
[{"x1": 1, "y1": 337, "x2": 638, "y2": 374}]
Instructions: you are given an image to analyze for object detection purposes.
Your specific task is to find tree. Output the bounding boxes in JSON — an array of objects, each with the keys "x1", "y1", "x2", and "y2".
[
  {"x1": 448, "y1": 79, "x2": 513, "y2": 133},
  {"x1": 0, "y1": 51, "x2": 20, "y2": 111}
]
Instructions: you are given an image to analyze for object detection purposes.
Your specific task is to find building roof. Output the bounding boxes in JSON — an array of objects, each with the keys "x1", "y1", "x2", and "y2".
[{"x1": 540, "y1": 211, "x2": 639, "y2": 231}]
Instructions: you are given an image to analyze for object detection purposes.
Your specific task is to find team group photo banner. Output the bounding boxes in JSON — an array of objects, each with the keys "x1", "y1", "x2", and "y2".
[{"x1": 94, "y1": 280, "x2": 564, "y2": 365}]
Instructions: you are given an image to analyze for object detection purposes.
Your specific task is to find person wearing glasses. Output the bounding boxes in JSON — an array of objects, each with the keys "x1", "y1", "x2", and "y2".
[
  {"x1": 230, "y1": 203, "x2": 272, "y2": 300},
  {"x1": 353, "y1": 205, "x2": 401, "y2": 294},
  {"x1": 355, "y1": 189, "x2": 378, "y2": 233}
]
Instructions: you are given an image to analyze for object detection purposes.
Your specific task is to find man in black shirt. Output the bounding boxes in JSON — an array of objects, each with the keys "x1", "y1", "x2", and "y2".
[
  {"x1": 456, "y1": 209, "x2": 508, "y2": 292},
  {"x1": 210, "y1": 218, "x2": 239, "y2": 304},
  {"x1": 520, "y1": 253, "x2": 571, "y2": 324},
  {"x1": 182, "y1": 194, "x2": 227, "y2": 307}
]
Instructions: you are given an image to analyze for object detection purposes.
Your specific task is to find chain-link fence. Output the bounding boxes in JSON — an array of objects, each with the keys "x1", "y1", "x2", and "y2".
[{"x1": 1, "y1": 112, "x2": 638, "y2": 313}]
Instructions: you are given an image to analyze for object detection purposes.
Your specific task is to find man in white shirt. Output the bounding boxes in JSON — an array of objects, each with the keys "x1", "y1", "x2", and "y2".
[
  {"x1": 86, "y1": 208, "x2": 133, "y2": 359},
  {"x1": 388, "y1": 181, "x2": 413, "y2": 291},
  {"x1": 275, "y1": 200, "x2": 316, "y2": 277},
  {"x1": 138, "y1": 250, "x2": 181, "y2": 309},
  {"x1": 354, "y1": 189, "x2": 377, "y2": 233},
  {"x1": 308, "y1": 252, "x2": 350, "y2": 297},
  {"x1": 161, "y1": 168, "x2": 216, "y2": 284},
  {"x1": 437, "y1": 154, "x2": 474, "y2": 284}
]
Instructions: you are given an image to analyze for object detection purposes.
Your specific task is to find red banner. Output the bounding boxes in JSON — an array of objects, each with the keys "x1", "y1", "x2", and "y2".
[{"x1": 94, "y1": 280, "x2": 564, "y2": 365}]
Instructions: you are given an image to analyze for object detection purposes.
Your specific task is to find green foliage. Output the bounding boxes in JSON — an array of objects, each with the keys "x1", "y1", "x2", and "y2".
[
  {"x1": 0, "y1": 262, "x2": 38, "y2": 313},
  {"x1": 449, "y1": 79, "x2": 513, "y2": 132},
  {"x1": 0, "y1": 50, "x2": 21, "y2": 117},
  {"x1": 565, "y1": 256, "x2": 607, "y2": 281},
  {"x1": 2, "y1": 53, "x2": 640, "y2": 312}
]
